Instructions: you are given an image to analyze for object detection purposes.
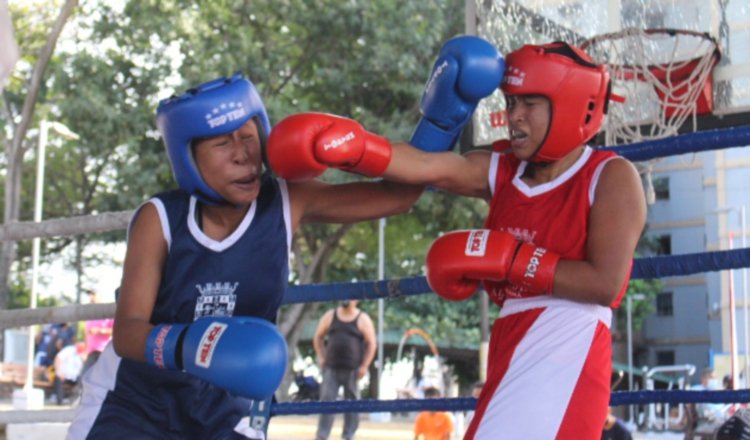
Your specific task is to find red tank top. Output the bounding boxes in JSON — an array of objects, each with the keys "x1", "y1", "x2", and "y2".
[{"x1": 483, "y1": 146, "x2": 629, "y2": 308}]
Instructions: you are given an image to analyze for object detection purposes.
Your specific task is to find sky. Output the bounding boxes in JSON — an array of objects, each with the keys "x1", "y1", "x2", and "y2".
[{"x1": 39, "y1": 242, "x2": 125, "y2": 305}]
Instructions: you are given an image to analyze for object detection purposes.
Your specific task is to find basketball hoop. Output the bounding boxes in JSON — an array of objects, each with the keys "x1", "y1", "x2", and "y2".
[{"x1": 581, "y1": 28, "x2": 720, "y2": 146}]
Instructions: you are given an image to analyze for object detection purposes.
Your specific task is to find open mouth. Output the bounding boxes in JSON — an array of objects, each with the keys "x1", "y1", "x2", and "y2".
[{"x1": 510, "y1": 129, "x2": 528, "y2": 141}]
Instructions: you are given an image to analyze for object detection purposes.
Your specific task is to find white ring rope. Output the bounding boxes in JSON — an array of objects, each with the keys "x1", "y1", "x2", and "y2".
[
  {"x1": 0, "y1": 303, "x2": 115, "y2": 329},
  {"x1": 0, "y1": 409, "x2": 77, "y2": 424},
  {"x1": 0, "y1": 210, "x2": 132, "y2": 242}
]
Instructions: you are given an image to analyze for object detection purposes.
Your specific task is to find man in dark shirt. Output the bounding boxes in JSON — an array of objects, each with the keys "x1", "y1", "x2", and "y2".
[{"x1": 313, "y1": 300, "x2": 377, "y2": 440}]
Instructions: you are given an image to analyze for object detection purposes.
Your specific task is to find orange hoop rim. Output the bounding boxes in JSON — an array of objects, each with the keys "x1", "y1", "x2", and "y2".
[{"x1": 581, "y1": 28, "x2": 721, "y2": 82}]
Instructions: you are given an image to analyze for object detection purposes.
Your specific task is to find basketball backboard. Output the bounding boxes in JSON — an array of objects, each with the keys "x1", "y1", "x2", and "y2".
[{"x1": 471, "y1": 0, "x2": 750, "y2": 147}]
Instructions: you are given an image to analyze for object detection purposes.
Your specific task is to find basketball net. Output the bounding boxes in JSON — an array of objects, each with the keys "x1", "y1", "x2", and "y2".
[
  {"x1": 581, "y1": 28, "x2": 721, "y2": 204},
  {"x1": 582, "y1": 28, "x2": 720, "y2": 147}
]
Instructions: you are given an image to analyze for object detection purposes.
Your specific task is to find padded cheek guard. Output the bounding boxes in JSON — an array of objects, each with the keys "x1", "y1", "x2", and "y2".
[
  {"x1": 501, "y1": 42, "x2": 611, "y2": 162},
  {"x1": 156, "y1": 73, "x2": 272, "y2": 204}
]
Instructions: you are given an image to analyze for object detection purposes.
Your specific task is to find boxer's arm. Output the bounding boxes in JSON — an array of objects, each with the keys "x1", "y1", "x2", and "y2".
[
  {"x1": 313, "y1": 310, "x2": 333, "y2": 368},
  {"x1": 384, "y1": 143, "x2": 493, "y2": 199},
  {"x1": 286, "y1": 178, "x2": 422, "y2": 232},
  {"x1": 553, "y1": 158, "x2": 646, "y2": 306},
  {"x1": 286, "y1": 143, "x2": 492, "y2": 230},
  {"x1": 112, "y1": 203, "x2": 166, "y2": 362}
]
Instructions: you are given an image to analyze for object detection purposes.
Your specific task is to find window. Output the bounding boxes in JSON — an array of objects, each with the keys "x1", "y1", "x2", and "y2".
[
  {"x1": 656, "y1": 292, "x2": 674, "y2": 316},
  {"x1": 656, "y1": 235, "x2": 672, "y2": 255},
  {"x1": 653, "y1": 176, "x2": 670, "y2": 200},
  {"x1": 656, "y1": 350, "x2": 675, "y2": 366}
]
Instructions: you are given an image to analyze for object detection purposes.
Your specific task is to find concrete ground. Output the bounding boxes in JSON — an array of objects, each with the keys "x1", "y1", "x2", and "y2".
[
  {"x1": 0, "y1": 415, "x2": 687, "y2": 440},
  {"x1": 0, "y1": 397, "x2": 690, "y2": 440}
]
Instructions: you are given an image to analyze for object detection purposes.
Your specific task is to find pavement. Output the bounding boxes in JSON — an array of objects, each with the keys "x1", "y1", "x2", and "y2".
[
  {"x1": 0, "y1": 402, "x2": 691, "y2": 440},
  {"x1": 266, "y1": 415, "x2": 688, "y2": 440},
  {"x1": 0, "y1": 417, "x2": 691, "y2": 440}
]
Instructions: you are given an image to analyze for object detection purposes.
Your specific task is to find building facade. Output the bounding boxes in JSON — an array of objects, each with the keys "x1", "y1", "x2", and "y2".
[{"x1": 638, "y1": 147, "x2": 750, "y2": 385}]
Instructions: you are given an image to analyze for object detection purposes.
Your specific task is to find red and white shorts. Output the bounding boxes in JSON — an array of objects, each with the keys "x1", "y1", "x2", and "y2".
[{"x1": 465, "y1": 296, "x2": 613, "y2": 440}]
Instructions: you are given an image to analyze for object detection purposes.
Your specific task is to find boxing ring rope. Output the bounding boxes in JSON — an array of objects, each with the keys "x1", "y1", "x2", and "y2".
[
  {"x1": 3, "y1": 246, "x2": 749, "y2": 330},
  {"x1": 0, "y1": 124, "x2": 749, "y2": 425}
]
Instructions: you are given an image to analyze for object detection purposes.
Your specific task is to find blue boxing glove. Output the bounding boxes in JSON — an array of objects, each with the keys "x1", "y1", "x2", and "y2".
[
  {"x1": 145, "y1": 316, "x2": 288, "y2": 399},
  {"x1": 411, "y1": 35, "x2": 505, "y2": 152}
]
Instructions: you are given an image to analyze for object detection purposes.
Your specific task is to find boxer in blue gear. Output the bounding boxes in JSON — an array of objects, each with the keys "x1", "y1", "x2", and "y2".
[{"x1": 67, "y1": 73, "x2": 423, "y2": 439}]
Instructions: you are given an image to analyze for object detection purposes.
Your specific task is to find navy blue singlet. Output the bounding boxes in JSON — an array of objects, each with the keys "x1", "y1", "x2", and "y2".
[{"x1": 67, "y1": 174, "x2": 291, "y2": 440}]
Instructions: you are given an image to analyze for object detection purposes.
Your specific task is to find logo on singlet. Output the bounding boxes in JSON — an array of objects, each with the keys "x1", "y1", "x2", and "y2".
[
  {"x1": 196, "y1": 322, "x2": 228, "y2": 368},
  {"x1": 465, "y1": 230, "x2": 489, "y2": 256},
  {"x1": 195, "y1": 282, "x2": 239, "y2": 319}
]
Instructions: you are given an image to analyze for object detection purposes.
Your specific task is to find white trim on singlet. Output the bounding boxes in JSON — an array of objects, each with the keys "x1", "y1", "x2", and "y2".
[
  {"x1": 488, "y1": 152, "x2": 501, "y2": 197},
  {"x1": 512, "y1": 147, "x2": 594, "y2": 197},
  {"x1": 187, "y1": 196, "x2": 257, "y2": 252},
  {"x1": 277, "y1": 178, "x2": 293, "y2": 253},
  {"x1": 499, "y1": 295, "x2": 612, "y2": 328},
  {"x1": 144, "y1": 198, "x2": 172, "y2": 251},
  {"x1": 589, "y1": 156, "x2": 618, "y2": 206}
]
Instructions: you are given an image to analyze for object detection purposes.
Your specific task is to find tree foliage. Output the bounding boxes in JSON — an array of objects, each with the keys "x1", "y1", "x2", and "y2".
[
  {"x1": 3, "y1": 0, "x2": 485, "y2": 369},
  {"x1": 1, "y1": 0, "x2": 660, "y2": 391}
]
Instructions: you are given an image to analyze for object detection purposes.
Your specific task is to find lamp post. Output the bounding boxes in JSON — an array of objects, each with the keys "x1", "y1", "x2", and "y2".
[
  {"x1": 16, "y1": 120, "x2": 78, "y2": 409},
  {"x1": 713, "y1": 206, "x2": 748, "y2": 386},
  {"x1": 377, "y1": 217, "x2": 385, "y2": 397},
  {"x1": 627, "y1": 292, "x2": 646, "y2": 425}
]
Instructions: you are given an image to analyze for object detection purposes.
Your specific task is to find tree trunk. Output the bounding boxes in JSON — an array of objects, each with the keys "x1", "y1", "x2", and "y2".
[
  {"x1": 0, "y1": 0, "x2": 79, "y2": 309},
  {"x1": 0, "y1": 0, "x2": 78, "y2": 360}
]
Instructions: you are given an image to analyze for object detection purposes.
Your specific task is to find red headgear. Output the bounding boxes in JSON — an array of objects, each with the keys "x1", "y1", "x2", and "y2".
[{"x1": 501, "y1": 42, "x2": 611, "y2": 162}]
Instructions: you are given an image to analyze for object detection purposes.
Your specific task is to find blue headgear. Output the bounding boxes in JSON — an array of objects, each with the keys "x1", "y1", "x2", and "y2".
[{"x1": 156, "y1": 73, "x2": 272, "y2": 204}]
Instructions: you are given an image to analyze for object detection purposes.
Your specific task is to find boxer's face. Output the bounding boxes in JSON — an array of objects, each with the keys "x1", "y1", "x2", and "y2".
[
  {"x1": 194, "y1": 119, "x2": 263, "y2": 205},
  {"x1": 505, "y1": 94, "x2": 551, "y2": 161}
]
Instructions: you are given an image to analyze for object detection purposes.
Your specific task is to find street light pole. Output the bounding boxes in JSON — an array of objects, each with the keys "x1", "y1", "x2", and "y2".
[
  {"x1": 740, "y1": 206, "x2": 748, "y2": 386},
  {"x1": 377, "y1": 217, "x2": 385, "y2": 399},
  {"x1": 714, "y1": 206, "x2": 748, "y2": 386},
  {"x1": 627, "y1": 292, "x2": 646, "y2": 425},
  {"x1": 17, "y1": 120, "x2": 78, "y2": 408}
]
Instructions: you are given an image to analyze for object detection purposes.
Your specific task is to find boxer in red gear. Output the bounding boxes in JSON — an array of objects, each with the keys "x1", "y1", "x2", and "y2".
[{"x1": 384, "y1": 42, "x2": 646, "y2": 439}]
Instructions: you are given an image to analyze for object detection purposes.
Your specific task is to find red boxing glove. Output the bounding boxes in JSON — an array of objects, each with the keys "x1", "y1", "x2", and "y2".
[
  {"x1": 267, "y1": 112, "x2": 392, "y2": 181},
  {"x1": 425, "y1": 229, "x2": 560, "y2": 301},
  {"x1": 508, "y1": 240, "x2": 560, "y2": 294}
]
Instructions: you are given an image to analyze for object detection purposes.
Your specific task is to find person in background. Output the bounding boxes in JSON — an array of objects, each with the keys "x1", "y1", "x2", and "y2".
[
  {"x1": 463, "y1": 381, "x2": 484, "y2": 430},
  {"x1": 34, "y1": 323, "x2": 56, "y2": 368},
  {"x1": 51, "y1": 341, "x2": 86, "y2": 405},
  {"x1": 398, "y1": 359, "x2": 435, "y2": 400},
  {"x1": 693, "y1": 368, "x2": 725, "y2": 422},
  {"x1": 82, "y1": 289, "x2": 114, "y2": 360},
  {"x1": 414, "y1": 387, "x2": 454, "y2": 440},
  {"x1": 313, "y1": 300, "x2": 377, "y2": 440},
  {"x1": 601, "y1": 407, "x2": 632, "y2": 440}
]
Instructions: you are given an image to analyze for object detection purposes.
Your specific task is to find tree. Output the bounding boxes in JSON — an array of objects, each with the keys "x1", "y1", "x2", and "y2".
[
  {"x1": 1, "y1": 0, "x2": 79, "y2": 310},
  {"x1": 4, "y1": 0, "x2": 476, "y2": 381}
]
